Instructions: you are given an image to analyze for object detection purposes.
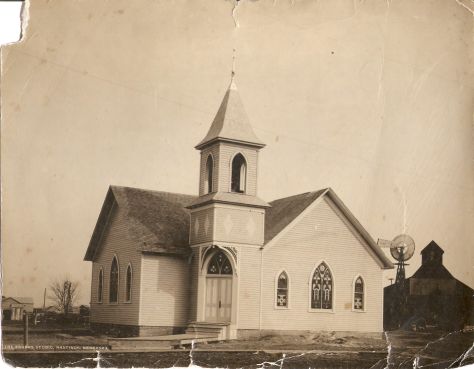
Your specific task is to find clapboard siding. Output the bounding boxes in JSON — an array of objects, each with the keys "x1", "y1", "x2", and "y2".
[
  {"x1": 189, "y1": 207, "x2": 214, "y2": 245},
  {"x1": 90, "y1": 203, "x2": 142, "y2": 325},
  {"x1": 237, "y1": 247, "x2": 262, "y2": 329},
  {"x1": 217, "y1": 142, "x2": 258, "y2": 196},
  {"x1": 188, "y1": 250, "x2": 199, "y2": 322},
  {"x1": 260, "y1": 196, "x2": 384, "y2": 332},
  {"x1": 139, "y1": 254, "x2": 190, "y2": 326},
  {"x1": 214, "y1": 206, "x2": 264, "y2": 245},
  {"x1": 199, "y1": 145, "x2": 220, "y2": 196}
]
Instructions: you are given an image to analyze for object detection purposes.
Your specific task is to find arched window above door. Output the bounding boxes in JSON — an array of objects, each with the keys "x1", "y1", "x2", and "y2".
[
  {"x1": 231, "y1": 153, "x2": 247, "y2": 193},
  {"x1": 207, "y1": 251, "x2": 233, "y2": 275}
]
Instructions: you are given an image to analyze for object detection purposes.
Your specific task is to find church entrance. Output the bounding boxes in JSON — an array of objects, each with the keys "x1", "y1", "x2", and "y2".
[{"x1": 204, "y1": 251, "x2": 233, "y2": 323}]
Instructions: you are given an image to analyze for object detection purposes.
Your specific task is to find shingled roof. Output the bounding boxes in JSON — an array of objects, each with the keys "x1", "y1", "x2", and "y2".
[
  {"x1": 85, "y1": 186, "x2": 393, "y2": 269},
  {"x1": 195, "y1": 82, "x2": 265, "y2": 150},
  {"x1": 84, "y1": 186, "x2": 197, "y2": 261},
  {"x1": 265, "y1": 190, "x2": 327, "y2": 243}
]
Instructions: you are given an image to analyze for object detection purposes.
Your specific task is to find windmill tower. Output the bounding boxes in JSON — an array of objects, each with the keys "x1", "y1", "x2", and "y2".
[{"x1": 378, "y1": 234, "x2": 415, "y2": 285}]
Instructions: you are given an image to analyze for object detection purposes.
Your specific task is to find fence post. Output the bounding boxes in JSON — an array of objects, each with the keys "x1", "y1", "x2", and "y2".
[{"x1": 23, "y1": 312, "x2": 29, "y2": 347}]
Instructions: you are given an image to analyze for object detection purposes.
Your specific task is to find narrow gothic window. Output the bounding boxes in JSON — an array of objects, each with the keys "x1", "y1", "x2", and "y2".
[
  {"x1": 98, "y1": 268, "x2": 103, "y2": 303},
  {"x1": 311, "y1": 262, "x2": 333, "y2": 309},
  {"x1": 354, "y1": 276, "x2": 364, "y2": 310},
  {"x1": 231, "y1": 154, "x2": 247, "y2": 193},
  {"x1": 109, "y1": 257, "x2": 119, "y2": 303},
  {"x1": 207, "y1": 251, "x2": 233, "y2": 275},
  {"x1": 126, "y1": 264, "x2": 132, "y2": 302},
  {"x1": 276, "y1": 271, "x2": 289, "y2": 307},
  {"x1": 205, "y1": 155, "x2": 214, "y2": 194}
]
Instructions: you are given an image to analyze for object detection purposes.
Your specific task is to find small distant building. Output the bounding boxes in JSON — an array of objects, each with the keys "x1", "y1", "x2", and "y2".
[
  {"x1": 384, "y1": 241, "x2": 474, "y2": 330},
  {"x1": 2, "y1": 297, "x2": 34, "y2": 321}
]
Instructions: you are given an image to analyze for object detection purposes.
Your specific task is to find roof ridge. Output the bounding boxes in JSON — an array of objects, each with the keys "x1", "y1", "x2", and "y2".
[
  {"x1": 269, "y1": 188, "x2": 329, "y2": 203},
  {"x1": 110, "y1": 185, "x2": 197, "y2": 198}
]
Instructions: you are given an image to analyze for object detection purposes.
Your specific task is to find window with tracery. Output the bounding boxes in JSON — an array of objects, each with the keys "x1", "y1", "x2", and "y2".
[
  {"x1": 126, "y1": 264, "x2": 132, "y2": 302},
  {"x1": 311, "y1": 262, "x2": 333, "y2": 309},
  {"x1": 276, "y1": 271, "x2": 288, "y2": 308},
  {"x1": 109, "y1": 257, "x2": 119, "y2": 303},
  {"x1": 207, "y1": 251, "x2": 233, "y2": 275},
  {"x1": 231, "y1": 154, "x2": 247, "y2": 193},
  {"x1": 98, "y1": 268, "x2": 103, "y2": 303},
  {"x1": 205, "y1": 155, "x2": 214, "y2": 194},
  {"x1": 353, "y1": 276, "x2": 364, "y2": 310}
]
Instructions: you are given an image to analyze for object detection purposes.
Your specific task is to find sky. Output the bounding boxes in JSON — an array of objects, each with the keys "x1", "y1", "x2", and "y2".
[{"x1": 1, "y1": 0, "x2": 473, "y2": 306}]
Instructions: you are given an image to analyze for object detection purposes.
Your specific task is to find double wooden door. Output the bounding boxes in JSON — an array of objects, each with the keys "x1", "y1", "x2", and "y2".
[{"x1": 205, "y1": 276, "x2": 232, "y2": 323}]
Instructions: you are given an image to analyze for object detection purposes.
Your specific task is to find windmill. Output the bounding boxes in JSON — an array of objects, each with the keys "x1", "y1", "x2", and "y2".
[{"x1": 378, "y1": 234, "x2": 415, "y2": 285}]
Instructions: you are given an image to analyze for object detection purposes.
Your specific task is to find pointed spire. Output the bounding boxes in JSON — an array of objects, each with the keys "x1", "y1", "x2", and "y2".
[{"x1": 195, "y1": 52, "x2": 264, "y2": 150}]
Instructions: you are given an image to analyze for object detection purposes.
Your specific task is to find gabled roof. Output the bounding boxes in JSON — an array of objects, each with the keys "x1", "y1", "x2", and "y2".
[
  {"x1": 421, "y1": 240, "x2": 444, "y2": 255},
  {"x1": 85, "y1": 186, "x2": 392, "y2": 269},
  {"x1": 195, "y1": 82, "x2": 265, "y2": 150},
  {"x1": 2, "y1": 297, "x2": 34, "y2": 305},
  {"x1": 263, "y1": 188, "x2": 394, "y2": 269},
  {"x1": 265, "y1": 190, "x2": 327, "y2": 243},
  {"x1": 84, "y1": 186, "x2": 197, "y2": 261}
]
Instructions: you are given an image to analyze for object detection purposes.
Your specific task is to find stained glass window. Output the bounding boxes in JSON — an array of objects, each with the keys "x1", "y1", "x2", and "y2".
[
  {"x1": 354, "y1": 276, "x2": 364, "y2": 310},
  {"x1": 126, "y1": 264, "x2": 132, "y2": 302},
  {"x1": 276, "y1": 271, "x2": 288, "y2": 307},
  {"x1": 109, "y1": 257, "x2": 119, "y2": 303},
  {"x1": 205, "y1": 155, "x2": 214, "y2": 194},
  {"x1": 231, "y1": 154, "x2": 247, "y2": 193},
  {"x1": 207, "y1": 251, "x2": 233, "y2": 275},
  {"x1": 98, "y1": 268, "x2": 103, "y2": 303},
  {"x1": 311, "y1": 262, "x2": 333, "y2": 309}
]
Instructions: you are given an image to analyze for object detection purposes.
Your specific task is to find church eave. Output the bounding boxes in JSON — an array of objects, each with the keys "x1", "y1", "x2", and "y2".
[{"x1": 195, "y1": 137, "x2": 266, "y2": 150}]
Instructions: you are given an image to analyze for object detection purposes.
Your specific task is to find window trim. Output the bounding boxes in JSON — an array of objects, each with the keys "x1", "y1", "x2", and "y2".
[
  {"x1": 204, "y1": 153, "x2": 214, "y2": 194},
  {"x1": 352, "y1": 275, "x2": 366, "y2": 313},
  {"x1": 109, "y1": 255, "x2": 120, "y2": 304},
  {"x1": 125, "y1": 263, "x2": 133, "y2": 303},
  {"x1": 274, "y1": 269, "x2": 290, "y2": 310},
  {"x1": 97, "y1": 267, "x2": 103, "y2": 304},
  {"x1": 229, "y1": 152, "x2": 247, "y2": 194},
  {"x1": 308, "y1": 260, "x2": 335, "y2": 313}
]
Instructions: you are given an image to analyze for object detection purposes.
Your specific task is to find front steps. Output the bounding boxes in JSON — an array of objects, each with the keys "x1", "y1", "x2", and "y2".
[
  {"x1": 108, "y1": 322, "x2": 229, "y2": 350},
  {"x1": 186, "y1": 322, "x2": 230, "y2": 341}
]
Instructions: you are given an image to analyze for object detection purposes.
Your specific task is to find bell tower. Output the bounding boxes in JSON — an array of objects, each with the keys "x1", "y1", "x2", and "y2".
[{"x1": 187, "y1": 80, "x2": 269, "y2": 247}]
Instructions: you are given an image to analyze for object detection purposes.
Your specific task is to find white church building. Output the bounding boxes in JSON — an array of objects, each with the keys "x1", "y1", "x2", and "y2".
[{"x1": 84, "y1": 80, "x2": 393, "y2": 339}]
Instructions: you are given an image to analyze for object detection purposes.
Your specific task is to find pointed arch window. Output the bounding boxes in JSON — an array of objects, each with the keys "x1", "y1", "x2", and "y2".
[
  {"x1": 205, "y1": 154, "x2": 214, "y2": 194},
  {"x1": 311, "y1": 262, "x2": 333, "y2": 310},
  {"x1": 125, "y1": 264, "x2": 132, "y2": 302},
  {"x1": 207, "y1": 251, "x2": 233, "y2": 275},
  {"x1": 97, "y1": 268, "x2": 103, "y2": 303},
  {"x1": 109, "y1": 257, "x2": 119, "y2": 303},
  {"x1": 231, "y1": 153, "x2": 247, "y2": 193},
  {"x1": 276, "y1": 271, "x2": 289, "y2": 308},
  {"x1": 353, "y1": 276, "x2": 364, "y2": 311}
]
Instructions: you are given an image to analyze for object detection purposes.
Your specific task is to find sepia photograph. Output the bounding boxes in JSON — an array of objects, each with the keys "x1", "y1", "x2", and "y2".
[{"x1": 1, "y1": 0, "x2": 473, "y2": 368}]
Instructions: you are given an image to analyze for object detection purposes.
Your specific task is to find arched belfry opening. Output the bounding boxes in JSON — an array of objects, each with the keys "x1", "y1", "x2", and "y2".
[
  {"x1": 205, "y1": 154, "x2": 214, "y2": 194},
  {"x1": 231, "y1": 153, "x2": 247, "y2": 193}
]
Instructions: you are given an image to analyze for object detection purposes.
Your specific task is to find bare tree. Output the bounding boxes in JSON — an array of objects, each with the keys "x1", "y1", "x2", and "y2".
[{"x1": 49, "y1": 278, "x2": 79, "y2": 316}]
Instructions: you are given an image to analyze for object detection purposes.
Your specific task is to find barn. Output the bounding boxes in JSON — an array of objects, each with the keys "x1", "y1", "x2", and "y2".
[{"x1": 84, "y1": 81, "x2": 393, "y2": 339}]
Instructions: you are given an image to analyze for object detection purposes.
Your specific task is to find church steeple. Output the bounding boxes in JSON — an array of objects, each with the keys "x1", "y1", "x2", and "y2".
[
  {"x1": 187, "y1": 78, "x2": 269, "y2": 248},
  {"x1": 195, "y1": 82, "x2": 265, "y2": 150}
]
